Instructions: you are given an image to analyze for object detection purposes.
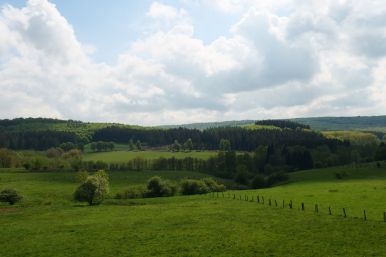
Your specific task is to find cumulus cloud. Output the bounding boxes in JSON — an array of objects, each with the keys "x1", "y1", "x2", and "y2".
[{"x1": 0, "y1": 0, "x2": 385, "y2": 125}]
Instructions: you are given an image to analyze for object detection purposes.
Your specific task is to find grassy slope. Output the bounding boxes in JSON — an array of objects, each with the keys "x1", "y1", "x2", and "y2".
[
  {"x1": 238, "y1": 163, "x2": 386, "y2": 221},
  {"x1": 2, "y1": 164, "x2": 386, "y2": 256},
  {"x1": 83, "y1": 150, "x2": 217, "y2": 162}
]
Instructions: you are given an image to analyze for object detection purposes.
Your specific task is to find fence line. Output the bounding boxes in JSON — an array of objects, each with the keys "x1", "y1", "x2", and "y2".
[{"x1": 208, "y1": 191, "x2": 385, "y2": 223}]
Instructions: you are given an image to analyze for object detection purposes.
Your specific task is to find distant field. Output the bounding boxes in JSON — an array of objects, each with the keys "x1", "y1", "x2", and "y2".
[
  {"x1": 83, "y1": 150, "x2": 218, "y2": 163},
  {"x1": 2, "y1": 164, "x2": 386, "y2": 256}
]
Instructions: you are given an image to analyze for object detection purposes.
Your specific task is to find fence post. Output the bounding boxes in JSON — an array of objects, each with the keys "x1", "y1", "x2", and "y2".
[
  {"x1": 233, "y1": 194, "x2": 235, "y2": 200},
  {"x1": 364, "y1": 210, "x2": 367, "y2": 221},
  {"x1": 315, "y1": 204, "x2": 318, "y2": 213},
  {"x1": 301, "y1": 202, "x2": 305, "y2": 211},
  {"x1": 239, "y1": 195, "x2": 241, "y2": 200},
  {"x1": 222, "y1": 192, "x2": 224, "y2": 198},
  {"x1": 257, "y1": 195, "x2": 260, "y2": 203},
  {"x1": 289, "y1": 200, "x2": 293, "y2": 209},
  {"x1": 343, "y1": 208, "x2": 346, "y2": 218},
  {"x1": 329, "y1": 206, "x2": 332, "y2": 215}
]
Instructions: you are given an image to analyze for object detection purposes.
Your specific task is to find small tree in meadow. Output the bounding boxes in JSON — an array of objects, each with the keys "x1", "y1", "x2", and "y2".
[
  {"x1": 129, "y1": 139, "x2": 135, "y2": 151},
  {"x1": 0, "y1": 189, "x2": 22, "y2": 205},
  {"x1": 146, "y1": 176, "x2": 177, "y2": 197},
  {"x1": 219, "y1": 139, "x2": 231, "y2": 152},
  {"x1": 74, "y1": 170, "x2": 110, "y2": 205},
  {"x1": 180, "y1": 179, "x2": 209, "y2": 195},
  {"x1": 184, "y1": 138, "x2": 193, "y2": 152},
  {"x1": 136, "y1": 140, "x2": 142, "y2": 151}
]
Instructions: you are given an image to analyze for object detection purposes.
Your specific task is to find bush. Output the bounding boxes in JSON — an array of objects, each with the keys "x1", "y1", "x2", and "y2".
[
  {"x1": 74, "y1": 170, "x2": 110, "y2": 205},
  {"x1": 146, "y1": 176, "x2": 177, "y2": 197},
  {"x1": 0, "y1": 189, "x2": 22, "y2": 205},
  {"x1": 180, "y1": 179, "x2": 209, "y2": 195},
  {"x1": 251, "y1": 174, "x2": 266, "y2": 189},
  {"x1": 75, "y1": 170, "x2": 89, "y2": 183},
  {"x1": 266, "y1": 172, "x2": 289, "y2": 186},
  {"x1": 116, "y1": 185, "x2": 147, "y2": 199},
  {"x1": 234, "y1": 165, "x2": 250, "y2": 185},
  {"x1": 202, "y1": 177, "x2": 226, "y2": 192},
  {"x1": 335, "y1": 171, "x2": 348, "y2": 180}
]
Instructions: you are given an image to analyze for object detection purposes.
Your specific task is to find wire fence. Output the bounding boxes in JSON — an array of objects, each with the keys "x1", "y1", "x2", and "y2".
[{"x1": 208, "y1": 191, "x2": 386, "y2": 223}]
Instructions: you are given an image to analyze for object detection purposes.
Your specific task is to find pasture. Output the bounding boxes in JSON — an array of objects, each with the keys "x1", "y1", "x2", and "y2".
[
  {"x1": 83, "y1": 150, "x2": 217, "y2": 163},
  {"x1": 1, "y1": 164, "x2": 386, "y2": 256}
]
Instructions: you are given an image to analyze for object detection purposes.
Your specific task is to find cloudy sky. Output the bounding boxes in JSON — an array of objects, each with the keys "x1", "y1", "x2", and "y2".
[{"x1": 0, "y1": 0, "x2": 385, "y2": 125}]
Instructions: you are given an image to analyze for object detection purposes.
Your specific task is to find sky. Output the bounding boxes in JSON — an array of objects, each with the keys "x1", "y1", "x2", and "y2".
[{"x1": 0, "y1": 0, "x2": 385, "y2": 125}]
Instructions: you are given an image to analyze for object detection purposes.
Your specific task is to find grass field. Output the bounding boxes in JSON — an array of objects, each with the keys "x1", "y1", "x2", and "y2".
[
  {"x1": 2, "y1": 164, "x2": 386, "y2": 256},
  {"x1": 83, "y1": 150, "x2": 218, "y2": 163},
  {"x1": 232, "y1": 163, "x2": 386, "y2": 221}
]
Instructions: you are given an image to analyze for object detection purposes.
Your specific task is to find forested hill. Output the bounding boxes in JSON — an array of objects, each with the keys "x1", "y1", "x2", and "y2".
[
  {"x1": 160, "y1": 116, "x2": 386, "y2": 132},
  {"x1": 159, "y1": 120, "x2": 255, "y2": 130},
  {"x1": 292, "y1": 116, "x2": 386, "y2": 131}
]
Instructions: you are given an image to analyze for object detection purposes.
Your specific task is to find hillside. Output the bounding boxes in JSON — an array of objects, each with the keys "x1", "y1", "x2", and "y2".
[{"x1": 159, "y1": 115, "x2": 386, "y2": 133}]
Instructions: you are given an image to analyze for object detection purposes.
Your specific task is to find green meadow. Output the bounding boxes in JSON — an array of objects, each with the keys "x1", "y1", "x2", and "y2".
[
  {"x1": 1, "y1": 163, "x2": 386, "y2": 256},
  {"x1": 83, "y1": 150, "x2": 217, "y2": 163}
]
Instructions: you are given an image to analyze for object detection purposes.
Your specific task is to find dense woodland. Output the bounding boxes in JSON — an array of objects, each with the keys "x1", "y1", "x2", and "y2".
[{"x1": 1, "y1": 118, "x2": 386, "y2": 187}]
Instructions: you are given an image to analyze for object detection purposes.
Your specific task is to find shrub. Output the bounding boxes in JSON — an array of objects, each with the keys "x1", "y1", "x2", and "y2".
[
  {"x1": 266, "y1": 172, "x2": 289, "y2": 186},
  {"x1": 234, "y1": 164, "x2": 250, "y2": 185},
  {"x1": 75, "y1": 170, "x2": 89, "y2": 183},
  {"x1": 0, "y1": 189, "x2": 22, "y2": 205},
  {"x1": 116, "y1": 185, "x2": 147, "y2": 199},
  {"x1": 335, "y1": 171, "x2": 348, "y2": 180},
  {"x1": 74, "y1": 170, "x2": 110, "y2": 205},
  {"x1": 202, "y1": 177, "x2": 226, "y2": 192},
  {"x1": 251, "y1": 174, "x2": 266, "y2": 189},
  {"x1": 180, "y1": 179, "x2": 209, "y2": 195},
  {"x1": 146, "y1": 176, "x2": 177, "y2": 197}
]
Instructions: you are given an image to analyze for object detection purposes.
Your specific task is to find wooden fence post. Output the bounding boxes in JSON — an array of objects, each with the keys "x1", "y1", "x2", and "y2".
[
  {"x1": 315, "y1": 204, "x2": 318, "y2": 213},
  {"x1": 289, "y1": 200, "x2": 293, "y2": 209},
  {"x1": 233, "y1": 194, "x2": 235, "y2": 200},
  {"x1": 343, "y1": 208, "x2": 346, "y2": 218},
  {"x1": 329, "y1": 206, "x2": 332, "y2": 215},
  {"x1": 257, "y1": 195, "x2": 260, "y2": 203},
  {"x1": 364, "y1": 210, "x2": 367, "y2": 221},
  {"x1": 301, "y1": 202, "x2": 304, "y2": 211}
]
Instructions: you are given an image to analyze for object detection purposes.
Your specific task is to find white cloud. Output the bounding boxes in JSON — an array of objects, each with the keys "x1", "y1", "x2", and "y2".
[
  {"x1": 147, "y1": 2, "x2": 180, "y2": 20},
  {"x1": 0, "y1": 0, "x2": 385, "y2": 125}
]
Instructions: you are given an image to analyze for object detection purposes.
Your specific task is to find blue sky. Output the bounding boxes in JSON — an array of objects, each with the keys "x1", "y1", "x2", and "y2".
[
  {"x1": 0, "y1": 0, "x2": 385, "y2": 125},
  {"x1": 0, "y1": 0, "x2": 240, "y2": 63}
]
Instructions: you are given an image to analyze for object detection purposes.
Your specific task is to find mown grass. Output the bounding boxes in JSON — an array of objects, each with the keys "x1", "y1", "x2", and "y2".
[
  {"x1": 83, "y1": 150, "x2": 217, "y2": 163},
  {"x1": 1, "y1": 164, "x2": 386, "y2": 256}
]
